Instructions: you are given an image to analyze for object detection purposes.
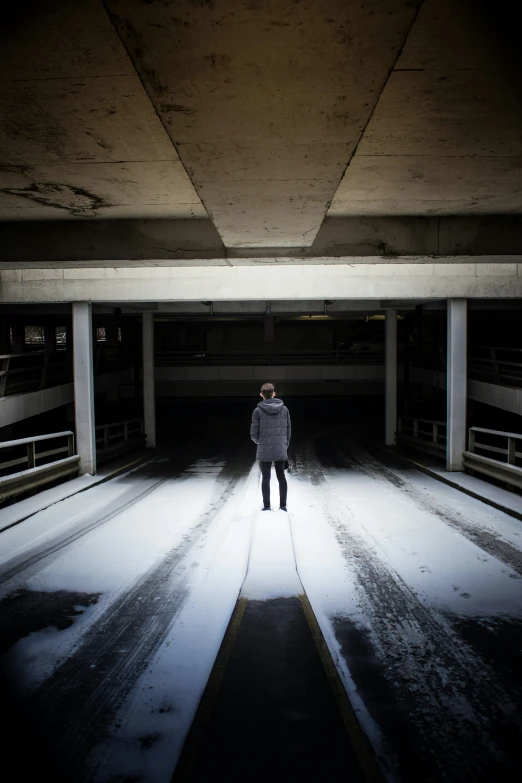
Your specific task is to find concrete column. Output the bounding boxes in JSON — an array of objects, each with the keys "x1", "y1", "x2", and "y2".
[
  {"x1": 446, "y1": 299, "x2": 467, "y2": 471},
  {"x1": 142, "y1": 312, "x2": 156, "y2": 448},
  {"x1": 106, "y1": 322, "x2": 119, "y2": 345},
  {"x1": 44, "y1": 323, "x2": 56, "y2": 353},
  {"x1": 73, "y1": 302, "x2": 96, "y2": 474},
  {"x1": 0, "y1": 316, "x2": 9, "y2": 354},
  {"x1": 11, "y1": 322, "x2": 24, "y2": 353},
  {"x1": 385, "y1": 309, "x2": 397, "y2": 446}
]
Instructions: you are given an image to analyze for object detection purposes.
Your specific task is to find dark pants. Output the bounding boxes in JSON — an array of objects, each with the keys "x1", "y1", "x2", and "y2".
[{"x1": 260, "y1": 460, "x2": 287, "y2": 509}]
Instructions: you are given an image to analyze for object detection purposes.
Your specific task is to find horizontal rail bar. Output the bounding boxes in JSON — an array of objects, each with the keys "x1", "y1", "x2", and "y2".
[
  {"x1": 470, "y1": 426, "x2": 522, "y2": 440},
  {"x1": 37, "y1": 446, "x2": 70, "y2": 459},
  {"x1": 0, "y1": 456, "x2": 28, "y2": 470},
  {"x1": 475, "y1": 346, "x2": 522, "y2": 353},
  {"x1": 95, "y1": 418, "x2": 142, "y2": 431},
  {"x1": 470, "y1": 357, "x2": 522, "y2": 369},
  {"x1": 463, "y1": 451, "x2": 522, "y2": 490},
  {"x1": 0, "y1": 352, "x2": 46, "y2": 360},
  {"x1": 401, "y1": 417, "x2": 446, "y2": 427},
  {"x1": 0, "y1": 431, "x2": 74, "y2": 450},
  {"x1": 397, "y1": 433, "x2": 446, "y2": 456},
  {"x1": 0, "y1": 456, "x2": 80, "y2": 503},
  {"x1": 0, "y1": 445, "x2": 70, "y2": 472}
]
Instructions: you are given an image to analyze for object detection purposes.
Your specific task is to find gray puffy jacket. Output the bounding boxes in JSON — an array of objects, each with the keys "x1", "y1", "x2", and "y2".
[{"x1": 250, "y1": 397, "x2": 291, "y2": 461}]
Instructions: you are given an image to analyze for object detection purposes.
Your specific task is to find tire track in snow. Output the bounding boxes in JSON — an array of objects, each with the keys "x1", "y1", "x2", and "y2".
[
  {"x1": 0, "y1": 477, "x2": 170, "y2": 591},
  {"x1": 25, "y1": 469, "x2": 242, "y2": 782},
  {"x1": 345, "y1": 441, "x2": 522, "y2": 578},
  {"x1": 0, "y1": 450, "x2": 211, "y2": 592},
  {"x1": 295, "y1": 440, "x2": 522, "y2": 782}
]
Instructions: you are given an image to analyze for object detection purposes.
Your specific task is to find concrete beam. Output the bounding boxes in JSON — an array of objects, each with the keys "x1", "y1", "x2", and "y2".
[
  {"x1": 1, "y1": 262, "x2": 522, "y2": 303},
  {"x1": 310, "y1": 216, "x2": 522, "y2": 258},
  {"x1": 0, "y1": 219, "x2": 224, "y2": 263},
  {"x1": 2, "y1": 216, "x2": 522, "y2": 263}
]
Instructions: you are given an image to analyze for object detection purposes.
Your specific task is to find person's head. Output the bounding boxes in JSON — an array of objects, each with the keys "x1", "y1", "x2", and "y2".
[{"x1": 260, "y1": 382, "x2": 275, "y2": 399}]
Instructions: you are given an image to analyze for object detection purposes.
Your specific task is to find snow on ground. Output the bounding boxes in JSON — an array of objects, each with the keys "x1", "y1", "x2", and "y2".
[
  {"x1": 326, "y1": 466, "x2": 522, "y2": 617},
  {"x1": 289, "y1": 441, "x2": 522, "y2": 780},
  {"x1": 2, "y1": 443, "x2": 522, "y2": 781},
  {"x1": 0, "y1": 457, "x2": 247, "y2": 691},
  {"x1": 0, "y1": 453, "x2": 158, "y2": 534},
  {"x1": 0, "y1": 455, "x2": 162, "y2": 564},
  {"x1": 389, "y1": 458, "x2": 522, "y2": 550},
  {"x1": 242, "y1": 507, "x2": 302, "y2": 599},
  {"x1": 423, "y1": 460, "x2": 522, "y2": 517},
  {"x1": 87, "y1": 463, "x2": 260, "y2": 783},
  {"x1": 0, "y1": 473, "x2": 100, "y2": 533},
  {"x1": 90, "y1": 464, "x2": 309, "y2": 783}
]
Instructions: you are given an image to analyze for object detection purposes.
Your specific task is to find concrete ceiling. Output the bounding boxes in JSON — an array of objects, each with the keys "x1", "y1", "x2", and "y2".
[
  {"x1": 0, "y1": 1, "x2": 206, "y2": 221},
  {"x1": 1, "y1": 0, "x2": 521, "y2": 259}
]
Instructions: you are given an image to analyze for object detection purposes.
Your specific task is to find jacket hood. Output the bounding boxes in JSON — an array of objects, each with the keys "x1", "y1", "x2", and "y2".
[{"x1": 258, "y1": 397, "x2": 284, "y2": 414}]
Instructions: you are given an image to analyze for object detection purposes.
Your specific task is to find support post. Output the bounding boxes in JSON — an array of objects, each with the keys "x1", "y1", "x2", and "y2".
[
  {"x1": 73, "y1": 302, "x2": 96, "y2": 475},
  {"x1": 385, "y1": 309, "x2": 397, "y2": 446},
  {"x1": 44, "y1": 323, "x2": 56, "y2": 353},
  {"x1": 446, "y1": 299, "x2": 467, "y2": 471},
  {"x1": 11, "y1": 322, "x2": 24, "y2": 353},
  {"x1": 142, "y1": 312, "x2": 156, "y2": 448},
  {"x1": 0, "y1": 316, "x2": 9, "y2": 354}
]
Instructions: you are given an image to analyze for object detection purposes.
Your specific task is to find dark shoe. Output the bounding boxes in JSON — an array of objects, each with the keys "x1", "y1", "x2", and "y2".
[
  {"x1": 280, "y1": 506, "x2": 287, "y2": 512},
  {"x1": 262, "y1": 506, "x2": 271, "y2": 511}
]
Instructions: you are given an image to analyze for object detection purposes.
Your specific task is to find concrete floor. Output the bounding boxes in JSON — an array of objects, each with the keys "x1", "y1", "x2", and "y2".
[
  {"x1": 0, "y1": 401, "x2": 521, "y2": 781},
  {"x1": 179, "y1": 598, "x2": 365, "y2": 783}
]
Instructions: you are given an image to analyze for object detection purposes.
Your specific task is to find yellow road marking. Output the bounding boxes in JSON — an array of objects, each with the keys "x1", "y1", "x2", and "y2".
[
  {"x1": 172, "y1": 596, "x2": 248, "y2": 782},
  {"x1": 299, "y1": 592, "x2": 384, "y2": 783}
]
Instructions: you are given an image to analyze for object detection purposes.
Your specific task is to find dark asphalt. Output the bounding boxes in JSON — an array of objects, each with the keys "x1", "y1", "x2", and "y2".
[{"x1": 178, "y1": 597, "x2": 366, "y2": 783}]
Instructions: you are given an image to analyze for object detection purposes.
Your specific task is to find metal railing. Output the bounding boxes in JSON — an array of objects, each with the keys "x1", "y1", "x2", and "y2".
[
  {"x1": 156, "y1": 347, "x2": 387, "y2": 366},
  {"x1": 0, "y1": 431, "x2": 80, "y2": 503},
  {"x1": 96, "y1": 418, "x2": 144, "y2": 462},
  {"x1": 397, "y1": 416, "x2": 447, "y2": 457},
  {"x1": 464, "y1": 426, "x2": 522, "y2": 490},
  {"x1": 469, "y1": 346, "x2": 522, "y2": 387},
  {"x1": 0, "y1": 352, "x2": 71, "y2": 397}
]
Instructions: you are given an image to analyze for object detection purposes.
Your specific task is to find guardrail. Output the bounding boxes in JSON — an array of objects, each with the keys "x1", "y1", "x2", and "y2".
[
  {"x1": 0, "y1": 352, "x2": 70, "y2": 397},
  {"x1": 397, "y1": 416, "x2": 446, "y2": 457},
  {"x1": 463, "y1": 426, "x2": 522, "y2": 490},
  {"x1": 0, "y1": 431, "x2": 80, "y2": 503},
  {"x1": 469, "y1": 346, "x2": 522, "y2": 387},
  {"x1": 96, "y1": 418, "x2": 144, "y2": 463},
  {"x1": 155, "y1": 347, "x2": 386, "y2": 366}
]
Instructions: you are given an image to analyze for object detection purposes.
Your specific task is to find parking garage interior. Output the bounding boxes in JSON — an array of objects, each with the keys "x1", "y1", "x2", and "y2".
[{"x1": 2, "y1": 1, "x2": 522, "y2": 781}]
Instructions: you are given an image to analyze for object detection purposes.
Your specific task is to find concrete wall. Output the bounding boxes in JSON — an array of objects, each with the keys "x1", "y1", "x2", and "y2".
[
  {"x1": 410, "y1": 366, "x2": 522, "y2": 417},
  {"x1": 150, "y1": 381, "x2": 386, "y2": 398},
  {"x1": 0, "y1": 367, "x2": 134, "y2": 428},
  {"x1": 149, "y1": 364, "x2": 401, "y2": 397}
]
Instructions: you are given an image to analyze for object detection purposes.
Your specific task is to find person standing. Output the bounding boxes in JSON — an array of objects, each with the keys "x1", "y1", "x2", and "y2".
[{"x1": 250, "y1": 382, "x2": 291, "y2": 511}]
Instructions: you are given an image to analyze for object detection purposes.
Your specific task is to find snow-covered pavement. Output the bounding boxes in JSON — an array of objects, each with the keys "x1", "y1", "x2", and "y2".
[
  {"x1": 1, "y1": 439, "x2": 521, "y2": 782},
  {"x1": 291, "y1": 436, "x2": 522, "y2": 781}
]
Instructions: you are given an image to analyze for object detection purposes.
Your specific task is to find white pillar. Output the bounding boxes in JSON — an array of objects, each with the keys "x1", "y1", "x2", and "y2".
[
  {"x1": 385, "y1": 309, "x2": 397, "y2": 446},
  {"x1": 142, "y1": 312, "x2": 156, "y2": 448},
  {"x1": 73, "y1": 302, "x2": 96, "y2": 474},
  {"x1": 446, "y1": 299, "x2": 467, "y2": 471}
]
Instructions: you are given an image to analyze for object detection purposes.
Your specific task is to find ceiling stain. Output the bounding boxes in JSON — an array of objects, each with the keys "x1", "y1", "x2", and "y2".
[{"x1": 0, "y1": 182, "x2": 110, "y2": 216}]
